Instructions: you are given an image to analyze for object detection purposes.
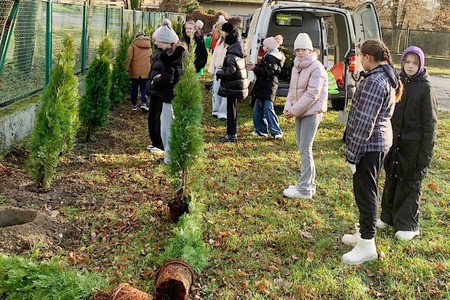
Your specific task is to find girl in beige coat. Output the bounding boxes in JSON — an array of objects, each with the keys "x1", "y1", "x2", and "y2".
[
  {"x1": 283, "y1": 33, "x2": 327, "y2": 199},
  {"x1": 126, "y1": 31, "x2": 152, "y2": 111}
]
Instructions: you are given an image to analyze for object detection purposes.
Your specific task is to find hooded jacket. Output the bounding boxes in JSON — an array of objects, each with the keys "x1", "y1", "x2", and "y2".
[
  {"x1": 252, "y1": 49, "x2": 285, "y2": 101},
  {"x1": 284, "y1": 52, "x2": 328, "y2": 117},
  {"x1": 384, "y1": 70, "x2": 438, "y2": 179},
  {"x1": 346, "y1": 64, "x2": 399, "y2": 164},
  {"x1": 182, "y1": 31, "x2": 208, "y2": 73},
  {"x1": 217, "y1": 41, "x2": 249, "y2": 99},
  {"x1": 152, "y1": 45, "x2": 186, "y2": 103},
  {"x1": 126, "y1": 36, "x2": 152, "y2": 79}
]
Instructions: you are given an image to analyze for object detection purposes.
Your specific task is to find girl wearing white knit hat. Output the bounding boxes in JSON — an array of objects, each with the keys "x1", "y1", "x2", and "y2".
[{"x1": 282, "y1": 32, "x2": 328, "y2": 199}]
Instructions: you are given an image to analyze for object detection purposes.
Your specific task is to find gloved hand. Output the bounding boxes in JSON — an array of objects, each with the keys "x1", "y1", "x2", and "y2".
[{"x1": 348, "y1": 163, "x2": 356, "y2": 174}]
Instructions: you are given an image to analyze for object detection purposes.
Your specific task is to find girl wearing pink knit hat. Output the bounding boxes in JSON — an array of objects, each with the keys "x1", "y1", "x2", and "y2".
[{"x1": 246, "y1": 35, "x2": 285, "y2": 139}]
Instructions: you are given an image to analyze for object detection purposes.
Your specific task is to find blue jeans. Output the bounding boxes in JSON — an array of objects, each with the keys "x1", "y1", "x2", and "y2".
[
  {"x1": 130, "y1": 77, "x2": 147, "y2": 106},
  {"x1": 252, "y1": 98, "x2": 282, "y2": 137}
]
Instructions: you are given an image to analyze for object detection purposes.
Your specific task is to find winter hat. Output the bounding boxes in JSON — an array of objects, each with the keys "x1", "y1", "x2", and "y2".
[
  {"x1": 401, "y1": 46, "x2": 425, "y2": 76},
  {"x1": 294, "y1": 33, "x2": 313, "y2": 51},
  {"x1": 195, "y1": 19, "x2": 204, "y2": 30},
  {"x1": 216, "y1": 15, "x2": 227, "y2": 25},
  {"x1": 156, "y1": 25, "x2": 179, "y2": 44},
  {"x1": 152, "y1": 27, "x2": 162, "y2": 40},
  {"x1": 225, "y1": 32, "x2": 238, "y2": 45},
  {"x1": 221, "y1": 22, "x2": 234, "y2": 33},
  {"x1": 162, "y1": 19, "x2": 172, "y2": 27},
  {"x1": 263, "y1": 35, "x2": 283, "y2": 50},
  {"x1": 135, "y1": 31, "x2": 146, "y2": 38}
]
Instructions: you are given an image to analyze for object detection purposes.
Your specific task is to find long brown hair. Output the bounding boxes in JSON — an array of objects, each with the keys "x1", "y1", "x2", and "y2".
[{"x1": 361, "y1": 39, "x2": 403, "y2": 102}]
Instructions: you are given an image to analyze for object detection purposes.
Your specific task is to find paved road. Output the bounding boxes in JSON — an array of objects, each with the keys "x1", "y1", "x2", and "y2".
[{"x1": 430, "y1": 75, "x2": 450, "y2": 111}]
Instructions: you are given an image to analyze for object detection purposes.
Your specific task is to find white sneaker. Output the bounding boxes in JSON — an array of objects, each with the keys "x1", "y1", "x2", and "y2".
[
  {"x1": 395, "y1": 230, "x2": 420, "y2": 240},
  {"x1": 250, "y1": 131, "x2": 268, "y2": 137},
  {"x1": 283, "y1": 187, "x2": 312, "y2": 199},
  {"x1": 274, "y1": 134, "x2": 283, "y2": 140},
  {"x1": 376, "y1": 219, "x2": 388, "y2": 229},
  {"x1": 146, "y1": 144, "x2": 155, "y2": 151},
  {"x1": 288, "y1": 185, "x2": 316, "y2": 196},
  {"x1": 342, "y1": 223, "x2": 360, "y2": 246},
  {"x1": 342, "y1": 236, "x2": 378, "y2": 265}
]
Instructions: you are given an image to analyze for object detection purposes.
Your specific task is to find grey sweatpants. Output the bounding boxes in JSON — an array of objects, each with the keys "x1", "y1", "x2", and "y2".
[{"x1": 161, "y1": 102, "x2": 174, "y2": 164}]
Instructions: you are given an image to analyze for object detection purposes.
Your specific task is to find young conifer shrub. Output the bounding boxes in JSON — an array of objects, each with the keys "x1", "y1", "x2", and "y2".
[
  {"x1": 79, "y1": 35, "x2": 112, "y2": 142},
  {"x1": 0, "y1": 254, "x2": 106, "y2": 299},
  {"x1": 158, "y1": 200, "x2": 208, "y2": 274},
  {"x1": 168, "y1": 39, "x2": 204, "y2": 202},
  {"x1": 27, "y1": 34, "x2": 79, "y2": 190},
  {"x1": 110, "y1": 29, "x2": 133, "y2": 109}
]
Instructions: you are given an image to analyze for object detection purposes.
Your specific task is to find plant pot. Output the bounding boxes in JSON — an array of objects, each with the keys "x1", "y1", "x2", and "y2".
[
  {"x1": 110, "y1": 283, "x2": 152, "y2": 300},
  {"x1": 168, "y1": 200, "x2": 189, "y2": 223},
  {"x1": 155, "y1": 259, "x2": 194, "y2": 300}
]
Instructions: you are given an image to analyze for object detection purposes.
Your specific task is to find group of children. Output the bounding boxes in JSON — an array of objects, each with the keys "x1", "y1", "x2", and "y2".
[{"x1": 126, "y1": 16, "x2": 438, "y2": 265}]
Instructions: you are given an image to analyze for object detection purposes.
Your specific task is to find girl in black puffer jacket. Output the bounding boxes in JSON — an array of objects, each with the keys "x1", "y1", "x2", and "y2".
[
  {"x1": 146, "y1": 46, "x2": 164, "y2": 152},
  {"x1": 246, "y1": 35, "x2": 285, "y2": 139},
  {"x1": 379, "y1": 46, "x2": 438, "y2": 240},
  {"x1": 216, "y1": 29, "x2": 248, "y2": 142},
  {"x1": 151, "y1": 24, "x2": 186, "y2": 164}
]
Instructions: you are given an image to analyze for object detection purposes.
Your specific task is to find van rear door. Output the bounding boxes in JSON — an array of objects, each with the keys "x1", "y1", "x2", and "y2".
[{"x1": 351, "y1": 2, "x2": 382, "y2": 47}]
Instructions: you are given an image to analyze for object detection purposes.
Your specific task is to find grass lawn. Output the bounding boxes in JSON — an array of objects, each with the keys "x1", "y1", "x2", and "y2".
[{"x1": 0, "y1": 73, "x2": 448, "y2": 299}]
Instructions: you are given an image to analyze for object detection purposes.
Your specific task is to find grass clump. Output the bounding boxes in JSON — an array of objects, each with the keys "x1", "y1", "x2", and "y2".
[{"x1": 0, "y1": 254, "x2": 106, "y2": 300}]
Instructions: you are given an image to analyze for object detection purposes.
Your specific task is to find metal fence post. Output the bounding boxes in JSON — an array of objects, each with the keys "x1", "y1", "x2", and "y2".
[
  {"x1": 405, "y1": 27, "x2": 410, "y2": 48},
  {"x1": 120, "y1": 7, "x2": 124, "y2": 38},
  {"x1": 105, "y1": 5, "x2": 109, "y2": 35},
  {"x1": 81, "y1": 0, "x2": 88, "y2": 73},
  {"x1": 45, "y1": 0, "x2": 53, "y2": 86},
  {"x1": 148, "y1": 10, "x2": 151, "y2": 29},
  {"x1": 133, "y1": 9, "x2": 135, "y2": 29}
]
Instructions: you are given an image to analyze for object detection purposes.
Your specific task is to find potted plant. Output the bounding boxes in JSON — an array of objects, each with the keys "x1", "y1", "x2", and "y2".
[{"x1": 167, "y1": 39, "x2": 204, "y2": 222}]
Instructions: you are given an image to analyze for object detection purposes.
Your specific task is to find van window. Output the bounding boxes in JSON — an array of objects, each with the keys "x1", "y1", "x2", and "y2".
[
  {"x1": 275, "y1": 12, "x2": 303, "y2": 26},
  {"x1": 360, "y1": 10, "x2": 379, "y2": 40}
]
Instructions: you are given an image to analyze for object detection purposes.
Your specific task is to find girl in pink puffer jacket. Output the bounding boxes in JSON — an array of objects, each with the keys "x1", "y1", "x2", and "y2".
[{"x1": 283, "y1": 33, "x2": 327, "y2": 200}]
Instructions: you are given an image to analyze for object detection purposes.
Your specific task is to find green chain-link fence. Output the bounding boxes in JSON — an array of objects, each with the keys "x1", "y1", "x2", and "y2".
[
  {"x1": 0, "y1": 0, "x2": 177, "y2": 107},
  {"x1": 382, "y1": 28, "x2": 450, "y2": 58}
]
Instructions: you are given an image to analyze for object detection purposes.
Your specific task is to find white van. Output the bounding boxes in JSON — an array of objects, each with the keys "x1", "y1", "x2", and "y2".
[{"x1": 243, "y1": 0, "x2": 382, "y2": 111}]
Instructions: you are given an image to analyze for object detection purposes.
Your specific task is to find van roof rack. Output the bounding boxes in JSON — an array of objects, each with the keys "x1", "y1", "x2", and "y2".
[{"x1": 268, "y1": 0, "x2": 344, "y2": 8}]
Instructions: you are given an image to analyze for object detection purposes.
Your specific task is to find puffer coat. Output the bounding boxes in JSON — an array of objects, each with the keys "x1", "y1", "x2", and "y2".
[
  {"x1": 252, "y1": 49, "x2": 285, "y2": 101},
  {"x1": 152, "y1": 45, "x2": 187, "y2": 103},
  {"x1": 217, "y1": 42, "x2": 249, "y2": 100},
  {"x1": 126, "y1": 36, "x2": 152, "y2": 79},
  {"x1": 146, "y1": 47, "x2": 163, "y2": 97},
  {"x1": 284, "y1": 52, "x2": 327, "y2": 118},
  {"x1": 384, "y1": 70, "x2": 438, "y2": 180}
]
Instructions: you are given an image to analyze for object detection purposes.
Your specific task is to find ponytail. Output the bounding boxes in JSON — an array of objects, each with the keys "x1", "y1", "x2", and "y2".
[{"x1": 361, "y1": 39, "x2": 403, "y2": 102}]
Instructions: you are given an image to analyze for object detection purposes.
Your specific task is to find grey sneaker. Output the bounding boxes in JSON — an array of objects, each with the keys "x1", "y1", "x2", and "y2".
[{"x1": 131, "y1": 105, "x2": 138, "y2": 111}]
